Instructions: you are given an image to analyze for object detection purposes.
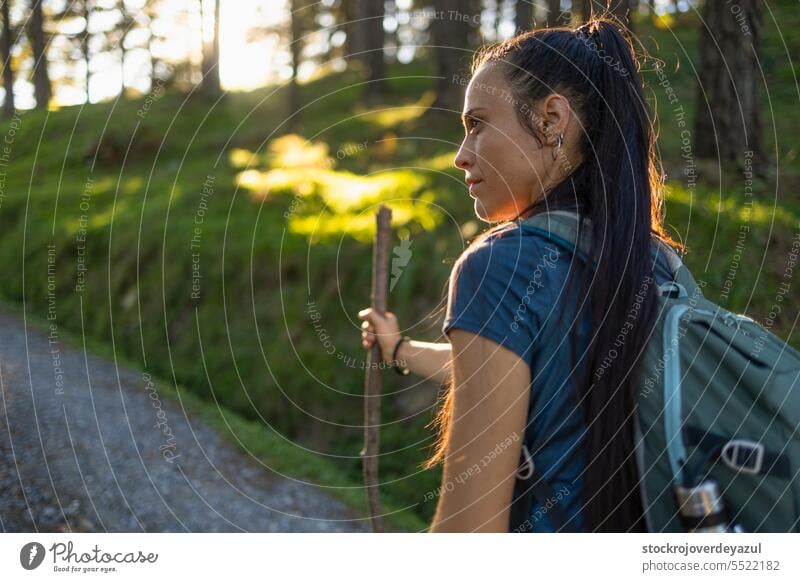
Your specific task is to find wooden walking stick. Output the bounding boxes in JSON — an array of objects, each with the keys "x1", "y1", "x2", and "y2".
[{"x1": 361, "y1": 204, "x2": 392, "y2": 532}]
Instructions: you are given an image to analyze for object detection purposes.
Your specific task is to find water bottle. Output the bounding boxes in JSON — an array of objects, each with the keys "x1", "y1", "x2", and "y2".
[{"x1": 674, "y1": 479, "x2": 730, "y2": 532}]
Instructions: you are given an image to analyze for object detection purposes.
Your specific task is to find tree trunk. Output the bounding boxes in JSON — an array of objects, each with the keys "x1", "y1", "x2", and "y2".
[
  {"x1": 431, "y1": 0, "x2": 477, "y2": 110},
  {"x1": 577, "y1": 0, "x2": 591, "y2": 22},
  {"x1": 199, "y1": 0, "x2": 221, "y2": 97},
  {"x1": 357, "y1": 0, "x2": 385, "y2": 98},
  {"x1": 384, "y1": 0, "x2": 397, "y2": 63},
  {"x1": 146, "y1": 2, "x2": 159, "y2": 90},
  {"x1": 118, "y1": 0, "x2": 127, "y2": 96},
  {"x1": 1, "y1": 0, "x2": 14, "y2": 117},
  {"x1": 212, "y1": 0, "x2": 220, "y2": 88},
  {"x1": 83, "y1": 0, "x2": 91, "y2": 102},
  {"x1": 693, "y1": 0, "x2": 765, "y2": 170},
  {"x1": 546, "y1": 0, "x2": 566, "y2": 27},
  {"x1": 29, "y1": 0, "x2": 51, "y2": 109},
  {"x1": 340, "y1": 0, "x2": 359, "y2": 66},
  {"x1": 515, "y1": 0, "x2": 534, "y2": 34},
  {"x1": 288, "y1": 0, "x2": 301, "y2": 127}
]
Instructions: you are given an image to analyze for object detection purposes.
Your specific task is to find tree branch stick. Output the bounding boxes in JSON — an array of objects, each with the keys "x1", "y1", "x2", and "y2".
[{"x1": 361, "y1": 204, "x2": 392, "y2": 532}]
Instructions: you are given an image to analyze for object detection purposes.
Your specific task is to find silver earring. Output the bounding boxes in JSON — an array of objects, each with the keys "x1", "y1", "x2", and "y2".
[{"x1": 552, "y1": 133, "x2": 564, "y2": 160}]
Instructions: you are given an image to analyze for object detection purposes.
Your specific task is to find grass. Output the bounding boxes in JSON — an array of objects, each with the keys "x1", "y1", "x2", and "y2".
[{"x1": 0, "y1": 6, "x2": 797, "y2": 531}]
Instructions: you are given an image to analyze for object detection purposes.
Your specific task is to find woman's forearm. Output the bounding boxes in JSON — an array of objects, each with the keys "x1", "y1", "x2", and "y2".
[{"x1": 396, "y1": 339, "x2": 452, "y2": 385}]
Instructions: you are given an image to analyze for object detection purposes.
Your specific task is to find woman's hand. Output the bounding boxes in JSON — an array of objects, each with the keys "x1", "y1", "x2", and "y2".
[{"x1": 358, "y1": 308, "x2": 401, "y2": 364}]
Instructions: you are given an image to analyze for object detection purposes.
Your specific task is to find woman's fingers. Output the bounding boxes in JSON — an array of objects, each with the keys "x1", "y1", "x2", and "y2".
[
  {"x1": 358, "y1": 308, "x2": 399, "y2": 360},
  {"x1": 358, "y1": 308, "x2": 392, "y2": 330},
  {"x1": 362, "y1": 332, "x2": 375, "y2": 348},
  {"x1": 361, "y1": 320, "x2": 376, "y2": 340},
  {"x1": 361, "y1": 317, "x2": 376, "y2": 348}
]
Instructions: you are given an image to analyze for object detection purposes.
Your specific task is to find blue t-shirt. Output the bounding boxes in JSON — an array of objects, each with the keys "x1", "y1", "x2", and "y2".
[{"x1": 442, "y1": 219, "x2": 674, "y2": 532}]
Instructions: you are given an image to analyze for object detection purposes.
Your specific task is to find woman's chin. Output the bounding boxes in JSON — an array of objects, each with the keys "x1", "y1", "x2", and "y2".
[
  {"x1": 473, "y1": 199, "x2": 492, "y2": 222},
  {"x1": 473, "y1": 200, "x2": 512, "y2": 223}
]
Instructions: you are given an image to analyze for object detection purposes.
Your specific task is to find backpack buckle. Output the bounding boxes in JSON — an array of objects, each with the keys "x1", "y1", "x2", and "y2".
[
  {"x1": 516, "y1": 444, "x2": 534, "y2": 480},
  {"x1": 659, "y1": 281, "x2": 688, "y2": 298},
  {"x1": 720, "y1": 440, "x2": 764, "y2": 475}
]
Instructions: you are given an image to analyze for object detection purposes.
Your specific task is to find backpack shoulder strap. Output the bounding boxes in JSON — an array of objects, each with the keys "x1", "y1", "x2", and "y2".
[
  {"x1": 520, "y1": 210, "x2": 594, "y2": 265},
  {"x1": 522, "y1": 211, "x2": 703, "y2": 298},
  {"x1": 652, "y1": 237, "x2": 703, "y2": 298}
]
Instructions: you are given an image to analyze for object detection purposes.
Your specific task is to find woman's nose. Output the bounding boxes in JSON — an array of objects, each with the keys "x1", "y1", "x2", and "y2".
[{"x1": 454, "y1": 141, "x2": 473, "y2": 169}]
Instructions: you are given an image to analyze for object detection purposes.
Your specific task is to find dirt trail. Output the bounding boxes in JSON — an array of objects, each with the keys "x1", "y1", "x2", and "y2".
[{"x1": 0, "y1": 305, "x2": 371, "y2": 532}]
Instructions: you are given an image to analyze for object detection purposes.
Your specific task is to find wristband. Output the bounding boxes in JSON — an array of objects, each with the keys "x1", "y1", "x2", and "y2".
[{"x1": 392, "y1": 336, "x2": 411, "y2": 376}]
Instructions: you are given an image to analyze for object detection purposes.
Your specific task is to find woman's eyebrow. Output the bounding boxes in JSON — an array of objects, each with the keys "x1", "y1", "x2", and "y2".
[{"x1": 461, "y1": 107, "x2": 487, "y2": 126}]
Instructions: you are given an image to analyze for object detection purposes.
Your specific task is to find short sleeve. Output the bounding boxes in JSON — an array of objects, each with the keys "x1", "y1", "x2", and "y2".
[{"x1": 442, "y1": 234, "x2": 558, "y2": 361}]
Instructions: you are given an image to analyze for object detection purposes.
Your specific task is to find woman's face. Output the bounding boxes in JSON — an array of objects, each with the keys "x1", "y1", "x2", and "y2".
[{"x1": 453, "y1": 63, "x2": 552, "y2": 223}]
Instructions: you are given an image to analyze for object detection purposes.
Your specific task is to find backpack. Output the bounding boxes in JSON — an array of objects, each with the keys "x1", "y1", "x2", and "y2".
[{"x1": 508, "y1": 210, "x2": 800, "y2": 532}]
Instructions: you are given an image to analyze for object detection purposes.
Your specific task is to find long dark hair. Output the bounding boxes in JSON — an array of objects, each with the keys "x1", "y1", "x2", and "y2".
[{"x1": 424, "y1": 17, "x2": 684, "y2": 532}]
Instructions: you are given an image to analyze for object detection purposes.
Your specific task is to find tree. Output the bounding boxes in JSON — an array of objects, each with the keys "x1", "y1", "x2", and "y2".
[
  {"x1": 144, "y1": 0, "x2": 174, "y2": 90},
  {"x1": 484, "y1": 0, "x2": 498, "y2": 40},
  {"x1": 58, "y1": 0, "x2": 143, "y2": 101},
  {"x1": 576, "y1": 0, "x2": 591, "y2": 22},
  {"x1": 283, "y1": 0, "x2": 322, "y2": 125},
  {"x1": 29, "y1": 0, "x2": 51, "y2": 109},
  {"x1": 546, "y1": 0, "x2": 568, "y2": 27},
  {"x1": 2, "y1": 0, "x2": 15, "y2": 117},
  {"x1": 356, "y1": 0, "x2": 385, "y2": 98},
  {"x1": 115, "y1": 0, "x2": 136, "y2": 95},
  {"x1": 336, "y1": 0, "x2": 360, "y2": 67},
  {"x1": 245, "y1": 0, "x2": 316, "y2": 126},
  {"x1": 82, "y1": 0, "x2": 91, "y2": 101},
  {"x1": 693, "y1": 0, "x2": 765, "y2": 170},
  {"x1": 431, "y1": 0, "x2": 480, "y2": 110},
  {"x1": 515, "y1": 0, "x2": 534, "y2": 34},
  {"x1": 198, "y1": 0, "x2": 221, "y2": 96},
  {"x1": 288, "y1": 0, "x2": 303, "y2": 124},
  {"x1": 49, "y1": 0, "x2": 92, "y2": 102}
]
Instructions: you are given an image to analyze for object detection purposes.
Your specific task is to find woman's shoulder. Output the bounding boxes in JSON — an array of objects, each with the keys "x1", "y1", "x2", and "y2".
[
  {"x1": 444, "y1": 222, "x2": 561, "y2": 359},
  {"x1": 464, "y1": 219, "x2": 677, "y2": 285},
  {"x1": 454, "y1": 221, "x2": 565, "y2": 275}
]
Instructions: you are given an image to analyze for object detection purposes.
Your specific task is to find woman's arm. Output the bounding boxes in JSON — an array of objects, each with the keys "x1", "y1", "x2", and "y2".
[
  {"x1": 395, "y1": 339, "x2": 451, "y2": 385},
  {"x1": 358, "y1": 308, "x2": 452, "y2": 384},
  {"x1": 429, "y1": 328, "x2": 531, "y2": 533}
]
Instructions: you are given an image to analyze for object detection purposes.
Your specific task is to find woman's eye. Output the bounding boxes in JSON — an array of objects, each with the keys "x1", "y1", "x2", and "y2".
[{"x1": 466, "y1": 118, "x2": 482, "y2": 132}]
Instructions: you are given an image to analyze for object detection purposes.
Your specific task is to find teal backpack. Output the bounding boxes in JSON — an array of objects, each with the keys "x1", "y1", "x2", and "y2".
[{"x1": 509, "y1": 210, "x2": 800, "y2": 532}]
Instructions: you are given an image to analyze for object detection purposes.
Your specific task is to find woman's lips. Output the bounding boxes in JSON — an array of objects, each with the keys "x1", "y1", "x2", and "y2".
[{"x1": 468, "y1": 180, "x2": 482, "y2": 195}]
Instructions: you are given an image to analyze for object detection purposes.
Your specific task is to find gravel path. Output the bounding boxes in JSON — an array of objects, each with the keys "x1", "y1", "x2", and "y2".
[{"x1": 0, "y1": 305, "x2": 372, "y2": 532}]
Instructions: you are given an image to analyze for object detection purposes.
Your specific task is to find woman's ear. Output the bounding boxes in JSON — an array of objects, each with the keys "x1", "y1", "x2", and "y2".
[{"x1": 540, "y1": 93, "x2": 571, "y2": 145}]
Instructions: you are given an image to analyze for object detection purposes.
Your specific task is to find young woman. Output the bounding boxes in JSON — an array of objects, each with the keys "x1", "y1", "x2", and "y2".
[{"x1": 358, "y1": 18, "x2": 682, "y2": 533}]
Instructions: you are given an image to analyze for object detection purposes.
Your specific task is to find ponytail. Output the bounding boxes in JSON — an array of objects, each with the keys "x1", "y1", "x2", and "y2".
[{"x1": 571, "y1": 19, "x2": 661, "y2": 532}]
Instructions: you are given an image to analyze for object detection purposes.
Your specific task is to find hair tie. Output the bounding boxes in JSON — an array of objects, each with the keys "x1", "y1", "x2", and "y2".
[{"x1": 576, "y1": 23, "x2": 602, "y2": 52}]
